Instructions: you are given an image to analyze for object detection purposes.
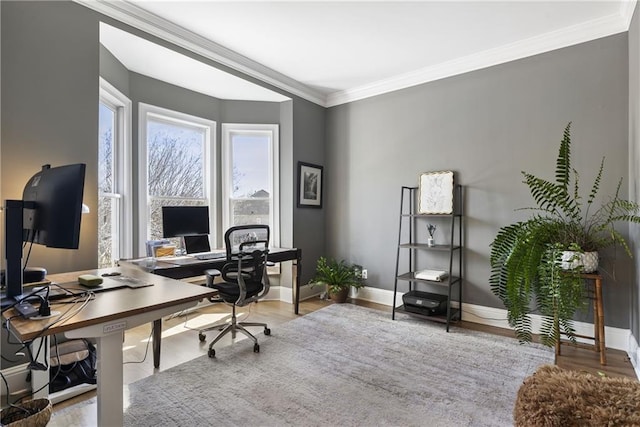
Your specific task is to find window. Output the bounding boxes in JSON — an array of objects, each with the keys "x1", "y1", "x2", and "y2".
[
  {"x1": 139, "y1": 104, "x2": 216, "y2": 252},
  {"x1": 222, "y1": 124, "x2": 279, "y2": 246},
  {"x1": 98, "y1": 78, "x2": 131, "y2": 267}
]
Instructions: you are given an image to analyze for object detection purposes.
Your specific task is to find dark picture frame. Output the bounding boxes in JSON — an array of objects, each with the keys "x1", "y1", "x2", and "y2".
[{"x1": 297, "y1": 162, "x2": 323, "y2": 208}]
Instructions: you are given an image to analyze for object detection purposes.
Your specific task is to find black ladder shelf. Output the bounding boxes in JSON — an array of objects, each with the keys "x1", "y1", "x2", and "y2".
[{"x1": 391, "y1": 185, "x2": 464, "y2": 331}]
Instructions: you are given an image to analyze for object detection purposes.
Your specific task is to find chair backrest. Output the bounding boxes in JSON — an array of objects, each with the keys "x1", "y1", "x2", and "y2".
[
  {"x1": 224, "y1": 224, "x2": 270, "y2": 258},
  {"x1": 222, "y1": 225, "x2": 270, "y2": 304}
]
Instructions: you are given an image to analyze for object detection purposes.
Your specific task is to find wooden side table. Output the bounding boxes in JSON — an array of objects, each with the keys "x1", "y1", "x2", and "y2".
[{"x1": 555, "y1": 272, "x2": 606, "y2": 365}]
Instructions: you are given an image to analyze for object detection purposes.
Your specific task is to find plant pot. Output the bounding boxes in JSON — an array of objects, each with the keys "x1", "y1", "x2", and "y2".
[
  {"x1": 329, "y1": 287, "x2": 349, "y2": 303},
  {"x1": 560, "y1": 251, "x2": 599, "y2": 273}
]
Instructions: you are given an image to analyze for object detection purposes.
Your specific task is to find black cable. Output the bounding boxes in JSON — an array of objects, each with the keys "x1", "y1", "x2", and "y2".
[
  {"x1": 23, "y1": 237, "x2": 34, "y2": 271},
  {"x1": 124, "y1": 324, "x2": 154, "y2": 365}
]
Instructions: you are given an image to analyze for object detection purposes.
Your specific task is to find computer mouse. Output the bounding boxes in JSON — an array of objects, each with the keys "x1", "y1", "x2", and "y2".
[{"x1": 101, "y1": 272, "x2": 122, "y2": 277}]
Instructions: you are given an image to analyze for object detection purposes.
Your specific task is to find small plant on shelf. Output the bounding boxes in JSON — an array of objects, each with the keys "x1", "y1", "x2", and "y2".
[{"x1": 427, "y1": 224, "x2": 436, "y2": 246}]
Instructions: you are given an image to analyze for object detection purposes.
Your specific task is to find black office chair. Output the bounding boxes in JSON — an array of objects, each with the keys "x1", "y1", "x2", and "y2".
[{"x1": 198, "y1": 224, "x2": 271, "y2": 358}]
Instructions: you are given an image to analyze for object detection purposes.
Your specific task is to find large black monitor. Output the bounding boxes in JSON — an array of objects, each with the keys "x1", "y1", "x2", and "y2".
[
  {"x1": 161, "y1": 206, "x2": 210, "y2": 238},
  {"x1": 3, "y1": 163, "x2": 86, "y2": 303}
]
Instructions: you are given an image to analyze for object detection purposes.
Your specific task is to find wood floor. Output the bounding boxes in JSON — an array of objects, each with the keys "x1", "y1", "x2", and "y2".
[{"x1": 53, "y1": 297, "x2": 637, "y2": 415}]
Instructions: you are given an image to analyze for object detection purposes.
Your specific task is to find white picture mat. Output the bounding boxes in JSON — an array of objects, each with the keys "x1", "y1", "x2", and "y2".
[{"x1": 418, "y1": 171, "x2": 454, "y2": 214}]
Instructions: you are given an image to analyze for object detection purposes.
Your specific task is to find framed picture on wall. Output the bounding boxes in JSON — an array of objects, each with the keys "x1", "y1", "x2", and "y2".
[{"x1": 298, "y1": 162, "x2": 323, "y2": 208}]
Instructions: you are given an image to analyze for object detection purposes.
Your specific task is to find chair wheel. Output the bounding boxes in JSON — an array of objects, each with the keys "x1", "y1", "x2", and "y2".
[
  {"x1": 253, "y1": 343, "x2": 260, "y2": 353},
  {"x1": 199, "y1": 333, "x2": 206, "y2": 342},
  {"x1": 264, "y1": 328, "x2": 271, "y2": 336},
  {"x1": 208, "y1": 348, "x2": 216, "y2": 358}
]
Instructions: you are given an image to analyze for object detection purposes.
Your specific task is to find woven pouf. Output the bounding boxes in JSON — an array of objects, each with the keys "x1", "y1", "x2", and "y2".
[
  {"x1": 0, "y1": 398, "x2": 52, "y2": 427},
  {"x1": 514, "y1": 365, "x2": 640, "y2": 426}
]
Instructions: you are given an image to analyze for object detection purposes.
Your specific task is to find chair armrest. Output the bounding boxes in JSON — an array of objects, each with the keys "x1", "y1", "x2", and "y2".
[{"x1": 204, "y1": 269, "x2": 221, "y2": 288}]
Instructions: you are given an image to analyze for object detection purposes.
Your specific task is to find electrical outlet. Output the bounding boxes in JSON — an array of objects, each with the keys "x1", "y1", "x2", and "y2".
[{"x1": 361, "y1": 269, "x2": 368, "y2": 279}]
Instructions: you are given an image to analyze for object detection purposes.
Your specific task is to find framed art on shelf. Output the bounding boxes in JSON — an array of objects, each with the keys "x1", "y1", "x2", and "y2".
[
  {"x1": 418, "y1": 170, "x2": 455, "y2": 214},
  {"x1": 298, "y1": 162, "x2": 323, "y2": 208}
]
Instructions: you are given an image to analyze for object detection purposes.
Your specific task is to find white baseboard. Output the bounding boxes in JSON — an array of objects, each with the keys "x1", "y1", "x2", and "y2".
[
  {"x1": 49, "y1": 383, "x2": 97, "y2": 405},
  {"x1": 330, "y1": 286, "x2": 635, "y2": 369},
  {"x1": 629, "y1": 333, "x2": 640, "y2": 379}
]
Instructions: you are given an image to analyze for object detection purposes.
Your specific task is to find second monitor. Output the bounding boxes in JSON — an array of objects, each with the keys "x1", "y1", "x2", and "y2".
[{"x1": 161, "y1": 206, "x2": 210, "y2": 238}]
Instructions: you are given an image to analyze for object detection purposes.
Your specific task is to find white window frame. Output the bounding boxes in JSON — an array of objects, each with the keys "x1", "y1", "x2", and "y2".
[
  {"x1": 99, "y1": 77, "x2": 132, "y2": 262},
  {"x1": 221, "y1": 123, "x2": 280, "y2": 247},
  {"x1": 138, "y1": 103, "x2": 216, "y2": 255}
]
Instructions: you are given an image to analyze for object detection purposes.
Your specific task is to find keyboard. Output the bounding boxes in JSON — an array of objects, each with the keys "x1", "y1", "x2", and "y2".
[{"x1": 193, "y1": 252, "x2": 226, "y2": 260}]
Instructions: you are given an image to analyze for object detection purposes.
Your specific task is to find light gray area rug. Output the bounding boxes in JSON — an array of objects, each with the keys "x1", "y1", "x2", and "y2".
[{"x1": 54, "y1": 304, "x2": 553, "y2": 426}]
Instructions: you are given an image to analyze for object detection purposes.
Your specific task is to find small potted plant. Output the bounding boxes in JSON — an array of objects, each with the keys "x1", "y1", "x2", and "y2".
[
  {"x1": 308, "y1": 257, "x2": 365, "y2": 303},
  {"x1": 427, "y1": 224, "x2": 436, "y2": 247}
]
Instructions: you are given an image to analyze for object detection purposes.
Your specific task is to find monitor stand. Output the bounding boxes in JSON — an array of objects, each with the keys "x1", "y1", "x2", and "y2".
[
  {"x1": 1, "y1": 267, "x2": 47, "y2": 309},
  {"x1": 0, "y1": 292, "x2": 19, "y2": 309}
]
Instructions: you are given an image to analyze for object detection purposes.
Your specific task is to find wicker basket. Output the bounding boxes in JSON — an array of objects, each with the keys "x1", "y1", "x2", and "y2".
[{"x1": 0, "y1": 398, "x2": 52, "y2": 427}]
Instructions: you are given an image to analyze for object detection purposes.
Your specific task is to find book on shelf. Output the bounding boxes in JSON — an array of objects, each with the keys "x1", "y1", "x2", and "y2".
[{"x1": 415, "y1": 269, "x2": 448, "y2": 281}]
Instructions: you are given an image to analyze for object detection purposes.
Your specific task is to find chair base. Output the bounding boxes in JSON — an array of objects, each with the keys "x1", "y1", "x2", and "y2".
[{"x1": 198, "y1": 303, "x2": 271, "y2": 358}]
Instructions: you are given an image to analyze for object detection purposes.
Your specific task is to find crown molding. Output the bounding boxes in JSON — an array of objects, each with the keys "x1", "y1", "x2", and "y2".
[
  {"x1": 326, "y1": 7, "x2": 634, "y2": 107},
  {"x1": 75, "y1": 0, "x2": 326, "y2": 106},
  {"x1": 620, "y1": 0, "x2": 638, "y2": 30}
]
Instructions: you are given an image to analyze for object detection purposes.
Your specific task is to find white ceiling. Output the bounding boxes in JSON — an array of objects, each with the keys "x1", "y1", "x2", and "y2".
[
  {"x1": 100, "y1": 23, "x2": 291, "y2": 102},
  {"x1": 88, "y1": 1, "x2": 635, "y2": 107}
]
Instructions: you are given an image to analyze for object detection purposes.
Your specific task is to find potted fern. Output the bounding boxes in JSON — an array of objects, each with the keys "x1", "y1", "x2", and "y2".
[
  {"x1": 490, "y1": 122, "x2": 640, "y2": 346},
  {"x1": 308, "y1": 257, "x2": 365, "y2": 303}
]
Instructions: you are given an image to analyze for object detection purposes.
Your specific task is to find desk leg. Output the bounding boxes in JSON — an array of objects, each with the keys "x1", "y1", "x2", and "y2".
[
  {"x1": 153, "y1": 319, "x2": 162, "y2": 368},
  {"x1": 294, "y1": 249, "x2": 302, "y2": 315},
  {"x1": 595, "y1": 277, "x2": 607, "y2": 365},
  {"x1": 96, "y1": 331, "x2": 124, "y2": 427}
]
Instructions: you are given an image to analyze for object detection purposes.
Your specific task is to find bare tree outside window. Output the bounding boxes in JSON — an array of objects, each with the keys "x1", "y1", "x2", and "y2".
[{"x1": 147, "y1": 120, "x2": 207, "y2": 242}]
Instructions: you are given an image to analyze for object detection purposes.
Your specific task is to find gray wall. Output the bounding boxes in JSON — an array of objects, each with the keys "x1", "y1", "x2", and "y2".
[
  {"x1": 100, "y1": 45, "x2": 129, "y2": 95},
  {"x1": 1, "y1": 1, "x2": 100, "y2": 275},
  {"x1": 326, "y1": 33, "x2": 631, "y2": 328},
  {"x1": 293, "y1": 100, "x2": 327, "y2": 283}
]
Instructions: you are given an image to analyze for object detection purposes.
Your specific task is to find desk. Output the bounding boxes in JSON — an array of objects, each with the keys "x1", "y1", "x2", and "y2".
[
  {"x1": 555, "y1": 272, "x2": 606, "y2": 365},
  {"x1": 3, "y1": 265, "x2": 216, "y2": 426},
  {"x1": 123, "y1": 247, "x2": 303, "y2": 314}
]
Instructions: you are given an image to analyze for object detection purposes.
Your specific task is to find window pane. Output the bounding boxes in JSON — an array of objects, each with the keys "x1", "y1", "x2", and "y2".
[
  {"x1": 98, "y1": 103, "x2": 115, "y2": 193},
  {"x1": 98, "y1": 196, "x2": 119, "y2": 268},
  {"x1": 231, "y1": 199, "x2": 269, "y2": 226},
  {"x1": 147, "y1": 120, "x2": 205, "y2": 199},
  {"x1": 231, "y1": 135, "x2": 269, "y2": 198},
  {"x1": 98, "y1": 101, "x2": 117, "y2": 267}
]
